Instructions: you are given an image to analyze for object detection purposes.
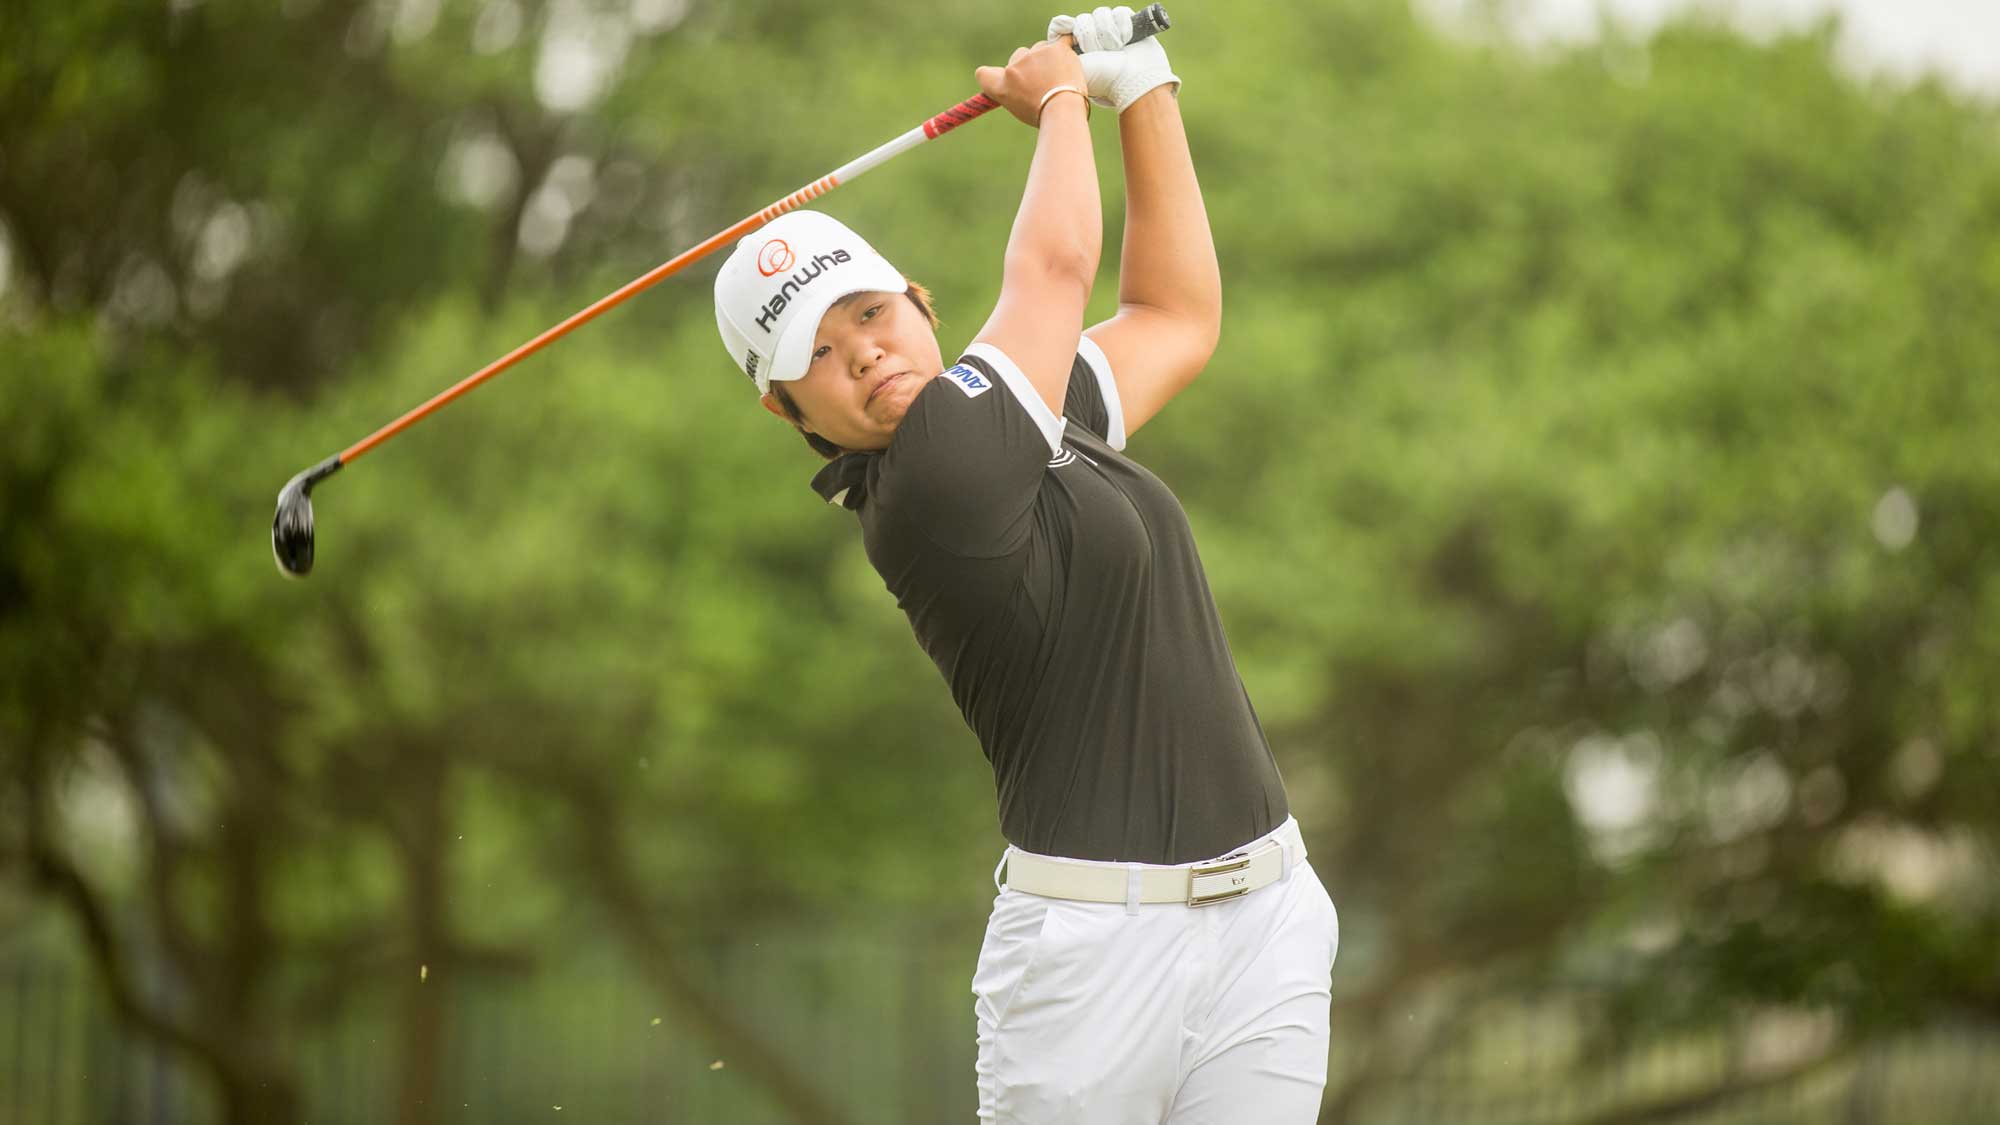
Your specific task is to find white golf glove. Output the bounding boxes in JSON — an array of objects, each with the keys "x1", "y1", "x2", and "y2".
[{"x1": 1046, "y1": 5, "x2": 1180, "y2": 114}]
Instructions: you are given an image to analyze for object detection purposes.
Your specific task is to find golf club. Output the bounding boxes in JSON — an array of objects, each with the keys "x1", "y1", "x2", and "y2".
[{"x1": 271, "y1": 4, "x2": 1170, "y2": 577}]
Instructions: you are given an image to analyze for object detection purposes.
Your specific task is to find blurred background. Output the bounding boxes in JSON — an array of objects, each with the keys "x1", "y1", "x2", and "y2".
[{"x1": 3, "y1": 0, "x2": 1997, "y2": 1121}]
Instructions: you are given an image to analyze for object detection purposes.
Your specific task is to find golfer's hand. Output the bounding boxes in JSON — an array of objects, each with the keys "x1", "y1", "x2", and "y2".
[
  {"x1": 976, "y1": 39, "x2": 1089, "y2": 127},
  {"x1": 1047, "y1": 6, "x2": 1180, "y2": 113}
]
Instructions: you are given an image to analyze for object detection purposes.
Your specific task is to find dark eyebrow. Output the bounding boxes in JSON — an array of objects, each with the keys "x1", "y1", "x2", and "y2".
[{"x1": 831, "y1": 291, "x2": 878, "y2": 312}]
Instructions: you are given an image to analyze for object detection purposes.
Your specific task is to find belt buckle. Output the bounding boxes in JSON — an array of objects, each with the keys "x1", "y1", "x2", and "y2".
[{"x1": 1186, "y1": 851, "x2": 1254, "y2": 907}]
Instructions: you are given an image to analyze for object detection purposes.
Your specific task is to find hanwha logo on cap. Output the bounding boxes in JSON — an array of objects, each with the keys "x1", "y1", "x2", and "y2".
[{"x1": 757, "y1": 239, "x2": 796, "y2": 277}]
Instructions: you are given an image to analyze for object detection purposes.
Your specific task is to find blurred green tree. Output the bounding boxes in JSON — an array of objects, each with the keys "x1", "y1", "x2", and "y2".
[{"x1": 3, "y1": 1, "x2": 1998, "y2": 1123}]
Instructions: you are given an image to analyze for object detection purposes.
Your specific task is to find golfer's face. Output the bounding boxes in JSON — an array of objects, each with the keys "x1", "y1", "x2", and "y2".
[{"x1": 783, "y1": 291, "x2": 942, "y2": 451}]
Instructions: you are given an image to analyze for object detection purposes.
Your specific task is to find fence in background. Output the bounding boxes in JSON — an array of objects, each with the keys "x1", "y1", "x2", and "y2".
[{"x1": 5, "y1": 932, "x2": 1998, "y2": 1125}]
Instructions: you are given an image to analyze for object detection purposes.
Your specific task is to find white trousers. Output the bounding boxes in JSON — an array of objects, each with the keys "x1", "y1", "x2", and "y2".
[{"x1": 973, "y1": 818, "x2": 1339, "y2": 1124}]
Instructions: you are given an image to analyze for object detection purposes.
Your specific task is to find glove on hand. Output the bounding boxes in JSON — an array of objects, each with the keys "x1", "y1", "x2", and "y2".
[{"x1": 1046, "y1": 5, "x2": 1180, "y2": 114}]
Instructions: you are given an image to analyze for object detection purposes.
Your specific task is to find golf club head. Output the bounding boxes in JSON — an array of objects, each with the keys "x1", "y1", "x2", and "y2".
[{"x1": 272, "y1": 456, "x2": 342, "y2": 578}]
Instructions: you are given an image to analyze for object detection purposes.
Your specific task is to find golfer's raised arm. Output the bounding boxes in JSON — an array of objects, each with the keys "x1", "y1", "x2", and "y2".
[
  {"x1": 1085, "y1": 89, "x2": 1219, "y2": 438},
  {"x1": 1056, "y1": 16, "x2": 1216, "y2": 440},
  {"x1": 972, "y1": 40, "x2": 1102, "y2": 417}
]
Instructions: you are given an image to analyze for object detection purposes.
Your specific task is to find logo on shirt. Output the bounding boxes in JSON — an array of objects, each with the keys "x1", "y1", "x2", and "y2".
[{"x1": 944, "y1": 363, "x2": 991, "y2": 398}]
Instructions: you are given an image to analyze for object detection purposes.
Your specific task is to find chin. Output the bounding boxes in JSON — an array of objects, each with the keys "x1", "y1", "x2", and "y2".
[{"x1": 871, "y1": 379, "x2": 924, "y2": 425}]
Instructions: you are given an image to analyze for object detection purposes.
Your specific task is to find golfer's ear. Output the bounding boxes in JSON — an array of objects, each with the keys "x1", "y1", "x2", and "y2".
[{"x1": 759, "y1": 391, "x2": 811, "y2": 433}]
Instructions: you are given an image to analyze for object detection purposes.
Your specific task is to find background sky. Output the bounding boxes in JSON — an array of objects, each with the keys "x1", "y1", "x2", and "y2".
[{"x1": 1422, "y1": 0, "x2": 2000, "y2": 94}]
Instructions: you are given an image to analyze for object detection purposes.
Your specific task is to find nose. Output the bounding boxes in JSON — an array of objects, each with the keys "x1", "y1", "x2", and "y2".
[{"x1": 851, "y1": 342, "x2": 884, "y2": 380}]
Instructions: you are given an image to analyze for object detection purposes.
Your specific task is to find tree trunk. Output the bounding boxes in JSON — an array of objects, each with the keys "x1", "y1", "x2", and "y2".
[
  {"x1": 395, "y1": 753, "x2": 451, "y2": 1125},
  {"x1": 217, "y1": 1065, "x2": 302, "y2": 1125}
]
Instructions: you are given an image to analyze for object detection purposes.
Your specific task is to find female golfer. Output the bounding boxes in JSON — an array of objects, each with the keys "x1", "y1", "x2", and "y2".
[{"x1": 713, "y1": 9, "x2": 1338, "y2": 1122}]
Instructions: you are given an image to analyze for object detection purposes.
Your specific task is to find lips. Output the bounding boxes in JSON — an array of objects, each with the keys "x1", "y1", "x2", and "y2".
[{"x1": 867, "y1": 372, "x2": 908, "y2": 403}]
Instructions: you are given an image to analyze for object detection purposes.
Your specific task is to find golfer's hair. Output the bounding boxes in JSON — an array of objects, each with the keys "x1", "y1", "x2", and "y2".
[{"x1": 773, "y1": 283, "x2": 939, "y2": 461}]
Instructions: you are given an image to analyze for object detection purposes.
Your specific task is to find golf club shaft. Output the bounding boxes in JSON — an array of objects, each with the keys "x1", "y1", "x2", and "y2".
[
  {"x1": 336, "y1": 94, "x2": 997, "y2": 465},
  {"x1": 328, "y1": 2, "x2": 1169, "y2": 467}
]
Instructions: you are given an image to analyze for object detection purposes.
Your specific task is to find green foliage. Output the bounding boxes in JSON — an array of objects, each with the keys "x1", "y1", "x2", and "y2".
[{"x1": 5, "y1": 0, "x2": 2000, "y2": 1119}]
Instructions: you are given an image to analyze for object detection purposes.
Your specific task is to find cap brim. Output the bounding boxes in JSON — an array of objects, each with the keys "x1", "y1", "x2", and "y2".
[{"x1": 762, "y1": 259, "x2": 909, "y2": 393}]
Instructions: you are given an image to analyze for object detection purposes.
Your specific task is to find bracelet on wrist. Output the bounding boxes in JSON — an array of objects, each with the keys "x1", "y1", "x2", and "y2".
[{"x1": 1035, "y1": 84, "x2": 1090, "y2": 125}]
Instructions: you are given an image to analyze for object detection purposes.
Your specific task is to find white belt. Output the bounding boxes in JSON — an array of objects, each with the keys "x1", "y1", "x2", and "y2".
[{"x1": 1001, "y1": 819, "x2": 1305, "y2": 909}]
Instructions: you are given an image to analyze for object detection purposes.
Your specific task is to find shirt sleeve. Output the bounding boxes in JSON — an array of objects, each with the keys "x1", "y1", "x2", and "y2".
[
  {"x1": 872, "y1": 344, "x2": 1066, "y2": 558},
  {"x1": 1063, "y1": 334, "x2": 1127, "y2": 451}
]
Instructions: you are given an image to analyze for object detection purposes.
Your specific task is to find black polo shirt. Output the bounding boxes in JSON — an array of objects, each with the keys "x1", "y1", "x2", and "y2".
[{"x1": 810, "y1": 340, "x2": 1288, "y2": 864}]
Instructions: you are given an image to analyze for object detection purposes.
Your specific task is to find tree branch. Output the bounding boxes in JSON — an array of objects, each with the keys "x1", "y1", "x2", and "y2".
[
  {"x1": 475, "y1": 751, "x2": 855, "y2": 1125},
  {"x1": 571, "y1": 804, "x2": 858, "y2": 1125},
  {"x1": 24, "y1": 817, "x2": 233, "y2": 1080},
  {"x1": 1578, "y1": 1039, "x2": 1856, "y2": 1125}
]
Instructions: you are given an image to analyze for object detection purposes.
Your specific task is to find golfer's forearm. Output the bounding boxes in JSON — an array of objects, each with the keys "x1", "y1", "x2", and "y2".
[
  {"x1": 1002, "y1": 98, "x2": 1101, "y2": 294},
  {"x1": 1114, "y1": 92, "x2": 1220, "y2": 331}
]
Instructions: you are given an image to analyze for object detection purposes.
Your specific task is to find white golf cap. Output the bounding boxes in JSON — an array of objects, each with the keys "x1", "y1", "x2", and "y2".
[{"x1": 714, "y1": 210, "x2": 907, "y2": 395}]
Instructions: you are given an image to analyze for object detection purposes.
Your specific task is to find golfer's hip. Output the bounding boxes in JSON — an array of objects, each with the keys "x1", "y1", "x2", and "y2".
[
  {"x1": 992, "y1": 816, "x2": 1308, "y2": 910},
  {"x1": 971, "y1": 817, "x2": 1337, "y2": 1123}
]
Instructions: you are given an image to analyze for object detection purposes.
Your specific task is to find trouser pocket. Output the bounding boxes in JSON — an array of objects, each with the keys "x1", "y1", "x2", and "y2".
[{"x1": 972, "y1": 890, "x2": 1058, "y2": 1029}]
